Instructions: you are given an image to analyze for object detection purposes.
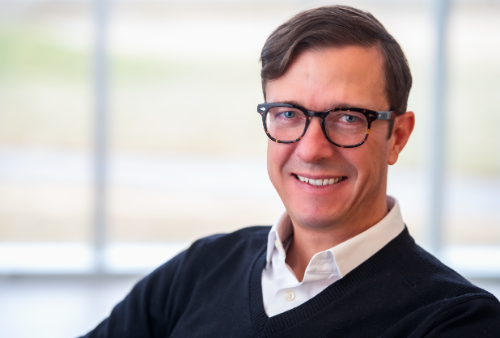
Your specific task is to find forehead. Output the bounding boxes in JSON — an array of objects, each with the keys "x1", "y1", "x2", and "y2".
[{"x1": 265, "y1": 46, "x2": 388, "y2": 111}]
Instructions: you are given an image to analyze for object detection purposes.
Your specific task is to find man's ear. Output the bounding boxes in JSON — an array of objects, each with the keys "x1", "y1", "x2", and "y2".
[{"x1": 388, "y1": 111, "x2": 415, "y2": 165}]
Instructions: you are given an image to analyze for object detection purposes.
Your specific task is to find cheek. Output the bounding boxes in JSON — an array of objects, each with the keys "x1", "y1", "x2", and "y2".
[
  {"x1": 267, "y1": 141, "x2": 295, "y2": 187},
  {"x1": 367, "y1": 145, "x2": 390, "y2": 181},
  {"x1": 347, "y1": 134, "x2": 389, "y2": 180}
]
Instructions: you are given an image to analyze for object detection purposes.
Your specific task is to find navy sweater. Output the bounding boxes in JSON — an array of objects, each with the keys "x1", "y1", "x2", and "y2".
[{"x1": 81, "y1": 226, "x2": 500, "y2": 337}]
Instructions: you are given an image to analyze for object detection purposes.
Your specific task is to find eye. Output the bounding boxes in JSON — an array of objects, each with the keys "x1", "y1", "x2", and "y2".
[
  {"x1": 283, "y1": 111, "x2": 296, "y2": 118},
  {"x1": 340, "y1": 114, "x2": 358, "y2": 123}
]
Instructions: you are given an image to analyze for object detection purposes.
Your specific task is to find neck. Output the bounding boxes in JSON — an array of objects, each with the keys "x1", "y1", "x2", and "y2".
[{"x1": 285, "y1": 197, "x2": 389, "y2": 282}]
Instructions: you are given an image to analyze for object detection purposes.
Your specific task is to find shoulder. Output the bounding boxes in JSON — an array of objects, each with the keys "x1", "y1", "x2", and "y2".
[
  {"x1": 395, "y1": 243, "x2": 495, "y2": 302},
  {"x1": 366, "y1": 230, "x2": 500, "y2": 335},
  {"x1": 189, "y1": 225, "x2": 271, "y2": 250},
  {"x1": 148, "y1": 225, "x2": 270, "y2": 280},
  {"x1": 187, "y1": 225, "x2": 271, "y2": 256},
  {"x1": 380, "y1": 229, "x2": 494, "y2": 303},
  {"x1": 388, "y1": 236, "x2": 500, "y2": 335},
  {"x1": 79, "y1": 226, "x2": 270, "y2": 337}
]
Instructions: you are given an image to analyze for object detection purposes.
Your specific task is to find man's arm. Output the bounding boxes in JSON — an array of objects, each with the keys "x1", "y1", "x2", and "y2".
[{"x1": 79, "y1": 250, "x2": 186, "y2": 338}]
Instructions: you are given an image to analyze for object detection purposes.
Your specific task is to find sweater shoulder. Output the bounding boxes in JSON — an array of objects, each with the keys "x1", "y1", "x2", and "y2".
[
  {"x1": 188, "y1": 225, "x2": 270, "y2": 254},
  {"x1": 191, "y1": 225, "x2": 271, "y2": 246},
  {"x1": 144, "y1": 225, "x2": 270, "y2": 284},
  {"x1": 394, "y1": 242, "x2": 498, "y2": 303},
  {"x1": 175, "y1": 225, "x2": 270, "y2": 274}
]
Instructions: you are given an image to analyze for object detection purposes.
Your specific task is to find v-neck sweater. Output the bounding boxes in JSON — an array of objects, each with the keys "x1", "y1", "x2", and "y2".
[{"x1": 81, "y1": 226, "x2": 500, "y2": 338}]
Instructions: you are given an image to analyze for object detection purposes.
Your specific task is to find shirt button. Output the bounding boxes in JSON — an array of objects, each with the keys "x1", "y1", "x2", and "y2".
[
  {"x1": 284, "y1": 290, "x2": 295, "y2": 301},
  {"x1": 275, "y1": 240, "x2": 281, "y2": 250}
]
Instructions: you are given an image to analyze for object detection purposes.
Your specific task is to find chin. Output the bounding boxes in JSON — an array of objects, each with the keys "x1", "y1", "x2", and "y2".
[{"x1": 290, "y1": 209, "x2": 341, "y2": 230}]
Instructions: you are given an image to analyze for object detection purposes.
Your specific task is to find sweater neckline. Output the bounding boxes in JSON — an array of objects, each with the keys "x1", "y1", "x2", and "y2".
[{"x1": 249, "y1": 227, "x2": 415, "y2": 337}]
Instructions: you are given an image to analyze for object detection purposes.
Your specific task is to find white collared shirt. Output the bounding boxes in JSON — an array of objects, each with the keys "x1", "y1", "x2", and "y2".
[{"x1": 261, "y1": 196, "x2": 405, "y2": 317}]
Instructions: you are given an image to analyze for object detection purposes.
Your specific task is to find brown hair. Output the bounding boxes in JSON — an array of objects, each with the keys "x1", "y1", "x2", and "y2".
[{"x1": 260, "y1": 5, "x2": 412, "y2": 114}]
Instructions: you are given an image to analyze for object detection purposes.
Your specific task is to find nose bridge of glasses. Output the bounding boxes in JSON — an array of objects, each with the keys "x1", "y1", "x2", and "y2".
[
  {"x1": 302, "y1": 114, "x2": 329, "y2": 142},
  {"x1": 306, "y1": 110, "x2": 331, "y2": 119},
  {"x1": 303, "y1": 111, "x2": 331, "y2": 141}
]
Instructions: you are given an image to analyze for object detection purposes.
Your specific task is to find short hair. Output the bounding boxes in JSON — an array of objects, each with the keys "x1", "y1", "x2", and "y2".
[{"x1": 260, "y1": 5, "x2": 412, "y2": 114}]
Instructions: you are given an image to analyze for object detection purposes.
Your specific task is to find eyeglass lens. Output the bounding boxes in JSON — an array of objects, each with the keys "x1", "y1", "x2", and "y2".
[{"x1": 265, "y1": 106, "x2": 369, "y2": 146}]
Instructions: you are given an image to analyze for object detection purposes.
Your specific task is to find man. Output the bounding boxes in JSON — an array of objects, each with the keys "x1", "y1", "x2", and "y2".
[{"x1": 82, "y1": 5, "x2": 500, "y2": 337}]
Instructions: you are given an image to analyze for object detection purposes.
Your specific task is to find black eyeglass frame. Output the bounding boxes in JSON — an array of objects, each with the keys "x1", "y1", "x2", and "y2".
[{"x1": 257, "y1": 102, "x2": 400, "y2": 148}]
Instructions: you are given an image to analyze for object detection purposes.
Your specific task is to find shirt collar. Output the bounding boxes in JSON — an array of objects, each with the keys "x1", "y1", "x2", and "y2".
[
  {"x1": 266, "y1": 212, "x2": 293, "y2": 265},
  {"x1": 265, "y1": 196, "x2": 405, "y2": 276}
]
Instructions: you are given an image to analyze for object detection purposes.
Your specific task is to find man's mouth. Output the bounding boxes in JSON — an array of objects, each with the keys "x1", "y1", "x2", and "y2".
[{"x1": 294, "y1": 174, "x2": 346, "y2": 187}]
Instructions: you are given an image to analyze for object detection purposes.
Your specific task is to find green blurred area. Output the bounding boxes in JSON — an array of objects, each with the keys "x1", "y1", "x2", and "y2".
[
  {"x1": 0, "y1": 23, "x2": 266, "y2": 155},
  {"x1": 0, "y1": 26, "x2": 88, "y2": 80}
]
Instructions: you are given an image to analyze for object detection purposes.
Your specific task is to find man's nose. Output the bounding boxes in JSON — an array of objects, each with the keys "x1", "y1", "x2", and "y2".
[{"x1": 295, "y1": 117, "x2": 337, "y2": 163}]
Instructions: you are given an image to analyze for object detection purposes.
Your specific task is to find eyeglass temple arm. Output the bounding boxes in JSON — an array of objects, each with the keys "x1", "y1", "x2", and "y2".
[
  {"x1": 377, "y1": 111, "x2": 394, "y2": 120},
  {"x1": 379, "y1": 111, "x2": 400, "y2": 139}
]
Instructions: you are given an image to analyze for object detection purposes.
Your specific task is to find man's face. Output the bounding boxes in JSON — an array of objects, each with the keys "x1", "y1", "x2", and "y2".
[{"x1": 266, "y1": 46, "x2": 402, "y2": 234}]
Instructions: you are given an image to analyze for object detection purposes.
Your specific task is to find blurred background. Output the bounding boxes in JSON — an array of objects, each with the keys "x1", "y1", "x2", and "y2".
[{"x1": 0, "y1": 0, "x2": 499, "y2": 337}]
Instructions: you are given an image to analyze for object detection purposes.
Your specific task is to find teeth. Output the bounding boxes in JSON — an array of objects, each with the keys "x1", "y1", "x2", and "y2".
[{"x1": 297, "y1": 175, "x2": 343, "y2": 186}]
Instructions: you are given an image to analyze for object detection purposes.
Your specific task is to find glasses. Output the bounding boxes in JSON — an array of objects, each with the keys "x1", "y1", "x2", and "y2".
[{"x1": 257, "y1": 102, "x2": 400, "y2": 148}]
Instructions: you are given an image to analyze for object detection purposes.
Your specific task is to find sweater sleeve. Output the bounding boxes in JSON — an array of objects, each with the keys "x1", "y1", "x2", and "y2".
[
  {"x1": 78, "y1": 250, "x2": 186, "y2": 338},
  {"x1": 424, "y1": 295, "x2": 500, "y2": 338}
]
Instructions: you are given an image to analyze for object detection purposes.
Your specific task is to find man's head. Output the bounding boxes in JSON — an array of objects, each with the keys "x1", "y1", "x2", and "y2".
[
  {"x1": 260, "y1": 5, "x2": 415, "y2": 239},
  {"x1": 261, "y1": 5, "x2": 412, "y2": 115}
]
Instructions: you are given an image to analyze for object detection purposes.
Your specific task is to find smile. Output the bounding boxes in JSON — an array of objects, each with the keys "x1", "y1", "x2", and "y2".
[{"x1": 295, "y1": 174, "x2": 345, "y2": 187}]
